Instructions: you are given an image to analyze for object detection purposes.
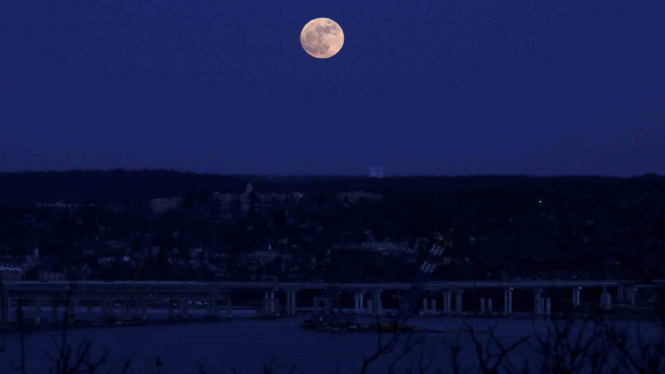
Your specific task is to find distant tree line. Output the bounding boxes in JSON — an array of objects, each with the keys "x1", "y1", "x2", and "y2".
[{"x1": 1, "y1": 170, "x2": 665, "y2": 282}]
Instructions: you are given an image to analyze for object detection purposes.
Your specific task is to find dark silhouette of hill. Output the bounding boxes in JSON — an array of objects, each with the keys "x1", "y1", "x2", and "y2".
[
  {"x1": 1, "y1": 170, "x2": 665, "y2": 282},
  {"x1": 0, "y1": 170, "x2": 246, "y2": 205},
  {"x1": 0, "y1": 170, "x2": 664, "y2": 205}
]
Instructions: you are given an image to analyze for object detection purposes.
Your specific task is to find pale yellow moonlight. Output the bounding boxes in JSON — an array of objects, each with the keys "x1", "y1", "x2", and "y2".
[{"x1": 300, "y1": 18, "x2": 344, "y2": 59}]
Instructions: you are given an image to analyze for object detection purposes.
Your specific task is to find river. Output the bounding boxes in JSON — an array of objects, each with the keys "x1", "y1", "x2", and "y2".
[{"x1": 0, "y1": 309, "x2": 660, "y2": 374}]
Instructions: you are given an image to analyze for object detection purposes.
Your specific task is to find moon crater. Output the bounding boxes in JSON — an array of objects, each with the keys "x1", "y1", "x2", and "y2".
[{"x1": 300, "y1": 18, "x2": 344, "y2": 59}]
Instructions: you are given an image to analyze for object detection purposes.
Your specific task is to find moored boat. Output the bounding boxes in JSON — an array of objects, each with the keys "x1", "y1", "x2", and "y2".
[{"x1": 301, "y1": 320, "x2": 420, "y2": 333}]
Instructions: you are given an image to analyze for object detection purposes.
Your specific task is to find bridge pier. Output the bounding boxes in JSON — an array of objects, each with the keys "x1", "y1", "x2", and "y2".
[
  {"x1": 182, "y1": 300, "x2": 189, "y2": 318},
  {"x1": 600, "y1": 287, "x2": 612, "y2": 310},
  {"x1": 313, "y1": 297, "x2": 330, "y2": 316},
  {"x1": 0, "y1": 294, "x2": 9, "y2": 325},
  {"x1": 454, "y1": 290, "x2": 464, "y2": 314},
  {"x1": 372, "y1": 290, "x2": 382, "y2": 315},
  {"x1": 270, "y1": 292, "x2": 275, "y2": 314},
  {"x1": 124, "y1": 302, "x2": 131, "y2": 320},
  {"x1": 533, "y1": 289, "x2": 543, "y2": 315},
  {"x1": 285, "y1": 291, "x2": 298, "y2": 316},
  {"x1": 263, "y1": 292, "x2": 276, "y2": 314},
  {"x1": 443, "y1": 291, "x2": 452, "y2": 313},
  {"x1": 355, "y1": 292, "x2": 366, "y2": 313},
  {"x1": 604, "y1": 293, "x2": 612, "y2": 310},
  {"x1": 292, "y1": 291, "x2": 297, "y2": 315},
  {"x1": 207, "y1": 299, "x2": 217, "y2": 316},
  {"x1": 104, "y1": 301, "x2": 113, "y2": 318},
  {"x1": 65, "y1": 300, "x2": 73, "y2": 321},
  {"x1": 226, "y1": 297, "x2": 233, "y2": 317},
  {"x1": 212, "y1": 298, "x2": 219, "y2": 316},
  {"x1": 503, "y1": 288, "x2": 513, "y2": 314},
  {"x1": 15, "y1": 299, "x2": 24, "y2": 323},
  {"x1": 287, "y1": 291, "x2": 297, "y2": 316},
  {"x1": 127, "y1": 304, "x2": 133, "y2": 317},
  {"x1": 1, "y1": 280, "x2": 651, "y2": 326},
  {"x1": 617, "y1": 285, "x2": 624, "y2": 303},
  {"x1": 33, "y1": 299, "x2": 42, "y2": 325},
  {"x1": 262, "y1": 297, "x2": 278, "y2": 316},
  {"x1": 572, "y1": 288, "x2": 581, "y2": 306}
]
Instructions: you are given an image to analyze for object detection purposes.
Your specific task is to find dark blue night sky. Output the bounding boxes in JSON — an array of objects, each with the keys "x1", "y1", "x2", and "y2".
[{"x1": 1, "y1": 0, "x2": 664, "y2": 176}]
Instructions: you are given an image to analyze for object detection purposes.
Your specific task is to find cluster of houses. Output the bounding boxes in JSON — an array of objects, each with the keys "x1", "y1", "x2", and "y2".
[
  {"x1": 213, "y1": 183, "x2": 305, "y2": 212},
  {"x1": 150, "y1": 182, "x2": 383, "y2": 214},
  {"x1": 149, "y1": 183, "x2": 308, "y2": 214},
  {"x1": 0, "y1": 265, "x2": 22, "y2": 281},
  {"x1": 1, "y1": 183, "x2": 397, "y2": 282}
]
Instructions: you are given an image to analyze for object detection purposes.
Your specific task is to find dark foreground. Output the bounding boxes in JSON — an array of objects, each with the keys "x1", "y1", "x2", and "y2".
[{"x1": 1, "y1": 313, "x2": 663, "y2": 374}]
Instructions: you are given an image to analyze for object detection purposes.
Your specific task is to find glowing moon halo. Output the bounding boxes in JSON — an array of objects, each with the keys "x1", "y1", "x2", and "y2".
[{"x1": 300, "y1": 18, "x2": 344, "y2": 59}]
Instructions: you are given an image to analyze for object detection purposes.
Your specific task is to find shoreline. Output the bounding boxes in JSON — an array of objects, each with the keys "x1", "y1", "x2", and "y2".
[{"x1": 2, "y1": 308, "x2": 662, "y2": 336}]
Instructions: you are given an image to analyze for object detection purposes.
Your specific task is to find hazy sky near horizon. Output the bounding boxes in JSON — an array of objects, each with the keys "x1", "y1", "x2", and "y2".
[{"x1": 1, "y1": 0, "x2": 664, "y2": 176}]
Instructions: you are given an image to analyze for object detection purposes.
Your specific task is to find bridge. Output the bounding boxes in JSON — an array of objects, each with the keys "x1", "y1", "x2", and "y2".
[{"x1": 1, "y1": 280, "x2": 661, "y2": 326}]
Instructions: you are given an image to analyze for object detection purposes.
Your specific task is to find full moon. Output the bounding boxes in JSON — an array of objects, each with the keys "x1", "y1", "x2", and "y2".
[{"x1": 300, "y1": 18, "x2": 344, "y2": 59}]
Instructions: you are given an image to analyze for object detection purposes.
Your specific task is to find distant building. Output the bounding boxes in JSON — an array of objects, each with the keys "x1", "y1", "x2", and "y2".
[
  {"x1": 150, "y1": 197, "x2": 183, "y2": 213},
  {"x1": 188, "y1": 247, "x2": 204, "y2": 258},
  {"x1": 260, "y1": 275, "x2": 279, "y2": 283},
  {"x1": 36, "y1": 201, "x2": 91, "y2": 212},
  {"x1": 241, "y1": 182, "x2": 253, "y2": 211},
  {"x1": 1, "y1": 266, "x2": 22, "y2": 281},
  {"x1": 213, "y1": 182, "x2": 305, "y2": 213},
  {"x1": 241, "y1": 251, "x2": 293, "y2": 265},
  {"x1": 338, "y1": 191, "x2": 383, "y2": 204},
  {"x1": 369, "y1": 167, "x2": 384, "y2": 178},
  {"x1": 257, "y1": 193, "x2": 288, "y2": 204},
  {"x1": 25, "y1": 245, "x2": 40, "y2": 262},
  {"x1": 38, "y1": 271, "x2": 63, "y2": 281},
  {"x1": 331, "y1": 240, "x2": 412, "y2": 254}
]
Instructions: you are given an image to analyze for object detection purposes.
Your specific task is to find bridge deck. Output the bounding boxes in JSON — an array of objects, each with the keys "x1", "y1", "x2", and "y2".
[{"x1": 3, "y1": 280, "x2": 658, "y2": 293}]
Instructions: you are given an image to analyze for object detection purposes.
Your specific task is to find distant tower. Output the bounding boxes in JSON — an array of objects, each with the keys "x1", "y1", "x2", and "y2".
[
  {"x1": 369, "y1": 167, "x2": 384, "y2": 178},
  {"x1": 241, "y1": 182, "x2": 253, "y2": 212}
]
